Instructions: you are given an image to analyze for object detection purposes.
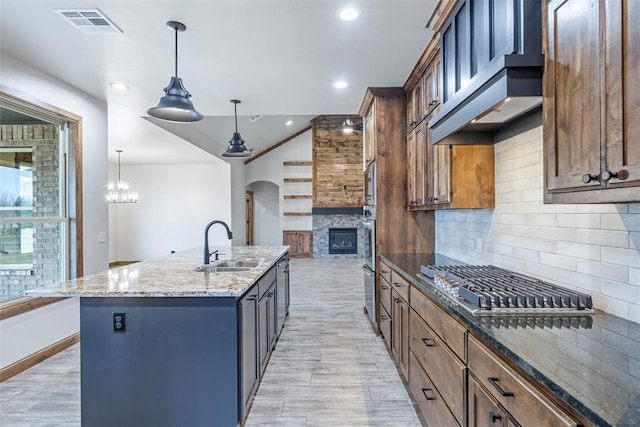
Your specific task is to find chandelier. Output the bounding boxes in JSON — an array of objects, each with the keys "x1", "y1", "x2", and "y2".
[{"x1": 107, "y1": 150, "x2": 138, "y2": 204}]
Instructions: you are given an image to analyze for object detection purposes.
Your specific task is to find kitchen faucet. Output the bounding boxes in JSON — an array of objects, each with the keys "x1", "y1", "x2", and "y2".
[{"x1": 203, "y1": 220, "x2": 233, "y2": 264}]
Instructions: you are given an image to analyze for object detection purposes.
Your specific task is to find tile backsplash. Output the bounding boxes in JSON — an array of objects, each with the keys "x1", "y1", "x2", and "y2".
[{"x1": 435, "y1": 125, "x2": 640, "y2": 324}]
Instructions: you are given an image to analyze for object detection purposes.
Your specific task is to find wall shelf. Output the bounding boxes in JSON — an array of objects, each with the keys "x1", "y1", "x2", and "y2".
[
  {"x1": 284, "y1": 178, "x2": 312, "y2": 183},
  {"x1": 283, "y1": 161, "x2": 312, "y2": 166},
  {"x1": 283, "y1": 195, "x2": 312, "y2": 199}
]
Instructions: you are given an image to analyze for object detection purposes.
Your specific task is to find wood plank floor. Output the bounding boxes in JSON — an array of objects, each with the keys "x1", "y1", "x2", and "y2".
[{"x1": 0, "y1": 258, "x2": 421, "y2": 426}]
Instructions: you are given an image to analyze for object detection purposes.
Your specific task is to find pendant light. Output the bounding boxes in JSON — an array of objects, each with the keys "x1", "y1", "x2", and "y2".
[
  {"x1": 107, "y1": 150, "x2": 138, "y2": 204},
  {"x1": 222, "y1": 99, "x2": 252, "y2": 158},
  {"x1": 147, "y1": 21, "x2": 203, "y2": 122}
]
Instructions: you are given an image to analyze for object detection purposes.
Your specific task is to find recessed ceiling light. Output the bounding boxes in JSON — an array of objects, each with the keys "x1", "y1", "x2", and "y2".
[
  {"x1": 110, "y1": 82, "x2": 129, "y2": 91},
  {"x1": 333, "y1": 81, "x2": 348, "y2": 89},
  {"x1": 286, "y1": 120, "x2": 293, "y2": 126},
  {"x1": 339, "y1": 7, "x2": 360, "y2": 21}
]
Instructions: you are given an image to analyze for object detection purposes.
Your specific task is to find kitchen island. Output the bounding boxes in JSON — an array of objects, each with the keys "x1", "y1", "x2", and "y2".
[{"x1": 27, "y1": 246, "x2": 290, "y2": 427}]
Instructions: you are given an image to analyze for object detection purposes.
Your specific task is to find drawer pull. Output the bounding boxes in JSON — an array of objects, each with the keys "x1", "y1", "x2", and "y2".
[
  {"x1": 489, "y1": 411, "x2": 502, "y2": 422},
  {"x1": 393, "y1": 282, "x2": 403, "y2": 287},
  {"x1": 488, "y1": 377, "x2": 514, "y2": 397},
  {"x1": 380, "y1": 285, "x2": 389, "y2": 290},
  {"x1": 381, "y1": 269, "x2": 390, "y2": 274},
  {"x1": 421, "y1": 338, "x2": 435, "y2": 347},
  {"x1": 421, "y1": 387, "x2": 436, "y2": 401}
]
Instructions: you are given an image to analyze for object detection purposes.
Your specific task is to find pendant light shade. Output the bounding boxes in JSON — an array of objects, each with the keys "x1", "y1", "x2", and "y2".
[
  {"x1": 222, "y1": 99, "x2": 252, "y2": 158},
  {"x1": 147, "y1": 21, "x2": 203, "y2": 122}
]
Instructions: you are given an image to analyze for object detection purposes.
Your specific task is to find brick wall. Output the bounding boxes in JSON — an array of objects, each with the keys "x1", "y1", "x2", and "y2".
[
  {"x1": 0, "y1": 124, "x2": 61, "y2": 300},
  {"x1": 435, "y1": 125, "x2": 640, "y2": 323}
]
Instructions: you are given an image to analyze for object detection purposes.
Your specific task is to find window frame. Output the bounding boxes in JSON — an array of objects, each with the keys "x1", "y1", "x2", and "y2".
[{"x1": 0, "y1": 85, "x2": 83, "y2": 319}]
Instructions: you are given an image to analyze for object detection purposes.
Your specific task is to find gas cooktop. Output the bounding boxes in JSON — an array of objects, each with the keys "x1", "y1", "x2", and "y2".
[{"x1": 418, "y1": 264, "x2": 595, "y2": 316}]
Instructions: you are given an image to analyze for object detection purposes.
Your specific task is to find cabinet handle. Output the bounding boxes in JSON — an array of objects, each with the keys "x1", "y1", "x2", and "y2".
[
  {"x1": 489, "y1": 411, "x2": 502, "y2": 423},
  {"x1": 380, "y1": 315, "x2": 389, "y2": 320},
  {"x1": 421, "y1": 338, "x2": 435, "y2": 347},
  {"x1": 393, "y1": 282, "x2": 403, "y2": 287},
  {"x1": 381, "y1": 269, "x2": 390, "y2": 274},
  {"x1": 487, "y1": 377, "x2": 514, "y2": 397},
  {"x1": 246, "y1": 295, "x2": 257, "y2": 301},
  {"x1": 602, "y1": 169, "x2": 629, "y2": 182},
  {"x1": 380, "y1": 285, "x2": 389, "y2": 290},
  {"x1": 582, "y1": 173, "x2": 599, "y2": 184},
  {"x1": 421, "y1": 388, "x2": 436, "y2": 401},
  {"x1": 430, "y1": 99, "x2": 437, "y2": 106}
]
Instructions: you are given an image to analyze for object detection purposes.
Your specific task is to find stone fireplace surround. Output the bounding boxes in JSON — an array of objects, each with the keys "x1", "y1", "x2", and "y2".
[{"x1": 312, "y1": 207, "x2": 363, "y2": 259}]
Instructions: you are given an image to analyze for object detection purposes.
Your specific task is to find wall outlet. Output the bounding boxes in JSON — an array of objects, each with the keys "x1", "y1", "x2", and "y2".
[
  {"x1": 475, "y1": 238, "x2": 482, "y2": 254},
  {"x1": 98, "y1": 231, "x2": 106, "y2": 243},
  {"x1": 113, "y1": 313, "x2": 126, "y2": 332}
]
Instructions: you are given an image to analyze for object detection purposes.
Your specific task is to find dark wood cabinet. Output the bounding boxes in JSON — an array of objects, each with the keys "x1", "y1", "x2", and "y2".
[
  {"x1": 282, "y1": 231, "x2": 312, "y2": 258},
  {"x1": 390, "y1": 288, "x2": 409, "y2": 379},
  {"x1": 407, "y1": 120, "x2": 427, "y2": 208},
  {"x1": 544, "y1": 0, "x2": 640, "y2": 203},
  {"x1": 469, "y1": 374, "x2": 516, "y2": 427},
  {"x1": 359, "y1": 88, "x2": 434, "y2": 255},
  {"x1": 405, "y1": 35, "x2": 495, "y2": 212},
  {"x1": 239, "y1": 287, "x2": 259, "y2": 419},
  {"x1": 468, "y1": 335, "x2": 579, "y2": 427}
]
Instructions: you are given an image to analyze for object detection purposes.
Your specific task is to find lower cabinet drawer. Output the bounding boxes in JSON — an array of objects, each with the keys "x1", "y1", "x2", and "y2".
[
  {"x1": 390, "y1": 270, "x2": 410, "y2": 302},
  {"x1": 409, "y1": 309, "x2": 465, "y2": 426},
  {"x1": 409, "y1": 351, "x2": 460, "y2": 427},
  {"x1": 379, "y1": 305, "x2": 391, "y2": 349},
  {"x1": 411, "y1": 286, "x2": 467, "y2": 362},
  {"x1": 468, "y1": 335, "x2": 578, "y2": 427},
  {"x1": 379, "y1": 276, "x2": 392, "y2": 316}
]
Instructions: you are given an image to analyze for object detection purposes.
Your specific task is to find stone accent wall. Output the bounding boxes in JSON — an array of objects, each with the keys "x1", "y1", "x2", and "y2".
[
  {"x1": 313, "y1": 214, "x2": 363, "y2": 259},
  {"x1": 435, "y1": 124, "x2": 640, "y2": 324},
  {"x1": 0, "y1": 124, "x2": 61, "y2": 301},
  {"x1": 312, "y1": 115, "x2": 363, "y2": 207}
]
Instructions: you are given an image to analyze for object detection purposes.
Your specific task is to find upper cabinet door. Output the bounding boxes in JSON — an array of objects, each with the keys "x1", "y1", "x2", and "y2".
[
  {"x1": 544, "y1": 0, "x2": 640, "y2": 202},
  {"x1": 605, "y1": 0, "x2": 640, "y2": 188},
  {"x1": 544, "y1": 0, "x2": 602, "y2": 192}
]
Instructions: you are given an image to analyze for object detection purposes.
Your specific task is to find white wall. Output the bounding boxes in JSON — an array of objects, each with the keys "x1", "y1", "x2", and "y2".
[
  {"x1": 0, "y1": 53, "x2": 108, "y2": 368},
  {"x1": 435, "y1": 124, "x2": 640, "y2": 324},
  {"x1": 245, "y1": 130, "x2": 313, "y2": 236},
  {"x1": 110, "y1": 163, "x2": 232, "y2": 262},
  {"x1": 247, "y1": 181, "x2": 280, "y2": 245},
  {"x1": 229, "y1": 161, "x2": 247, "y2": 246}
]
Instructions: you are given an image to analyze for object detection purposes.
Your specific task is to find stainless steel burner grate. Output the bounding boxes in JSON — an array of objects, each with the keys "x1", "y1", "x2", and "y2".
[{"x1": 419, "y1": 264, "x2": 595, "y2": 316}]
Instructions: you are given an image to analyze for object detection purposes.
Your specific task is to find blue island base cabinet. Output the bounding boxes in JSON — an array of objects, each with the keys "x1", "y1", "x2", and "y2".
[{"x1": 80, "y1": 296, "x2": 242, "y2": 427}]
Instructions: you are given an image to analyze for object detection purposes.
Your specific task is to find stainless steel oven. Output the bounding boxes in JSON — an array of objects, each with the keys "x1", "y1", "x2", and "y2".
[{"x1": 363, "y1": 216, "x2": 376, "y2": 323}]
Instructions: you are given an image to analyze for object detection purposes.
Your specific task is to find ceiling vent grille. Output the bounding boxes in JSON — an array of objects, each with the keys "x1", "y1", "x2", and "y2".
[
  {"x1": 249, "y1": 115, "x2": 263, "y2": 123},
  {"x1": 55, "y1": 9, "x2": 122, "y2": 34}
]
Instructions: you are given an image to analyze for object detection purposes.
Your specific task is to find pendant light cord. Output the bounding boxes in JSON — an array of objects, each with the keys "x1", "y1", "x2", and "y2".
[
  {"x1": 234, "y1": 102, "x2": 238, "y2": 132},
  {"x1": 174, "y1": 27, "x2": 178, "y2": 78},
  {"x1": 117, "y1": 150, "x2": 122, "y2": 182}
]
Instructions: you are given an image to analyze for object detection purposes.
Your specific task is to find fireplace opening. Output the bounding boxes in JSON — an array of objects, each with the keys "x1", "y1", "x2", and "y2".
[{"x1": 328, "y1": 227, "x2": 358, "y2": 254}]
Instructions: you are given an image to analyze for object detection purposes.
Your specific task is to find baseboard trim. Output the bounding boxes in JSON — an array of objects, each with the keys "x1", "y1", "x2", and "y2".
[{"x1": 0, "y1": 332, "x2": 80, "y2": 382}]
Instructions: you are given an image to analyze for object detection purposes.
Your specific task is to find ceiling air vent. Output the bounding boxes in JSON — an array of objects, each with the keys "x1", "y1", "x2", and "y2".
[
  {"x1": 249, "y1": 115, "x2": 263, "y2": 123},
  {"x1": 55, "y1": 9, "x2": 122, "y2": 34}
]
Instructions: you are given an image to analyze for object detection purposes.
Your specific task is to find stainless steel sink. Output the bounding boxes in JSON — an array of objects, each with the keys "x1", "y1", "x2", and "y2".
[
  {"x1": 195, "y1": 259, "x2": 261, "y2": 273},
  {"x1": 215, "y1": 260, "x2": 259, "y2": 268}
]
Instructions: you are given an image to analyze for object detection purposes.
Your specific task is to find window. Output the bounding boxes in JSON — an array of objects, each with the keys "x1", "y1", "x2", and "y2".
[{"x1": 0, "y1": 102, "x2": 75, "y2": 303}]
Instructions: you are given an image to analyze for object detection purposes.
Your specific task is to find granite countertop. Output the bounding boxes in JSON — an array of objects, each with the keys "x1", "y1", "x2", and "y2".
[
  {"x1": 380, "y1": 253, "x2": 640, "y2": 427},
  {"x1": 26, "y1": 246, "x2": 289, "y2": 298}
]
